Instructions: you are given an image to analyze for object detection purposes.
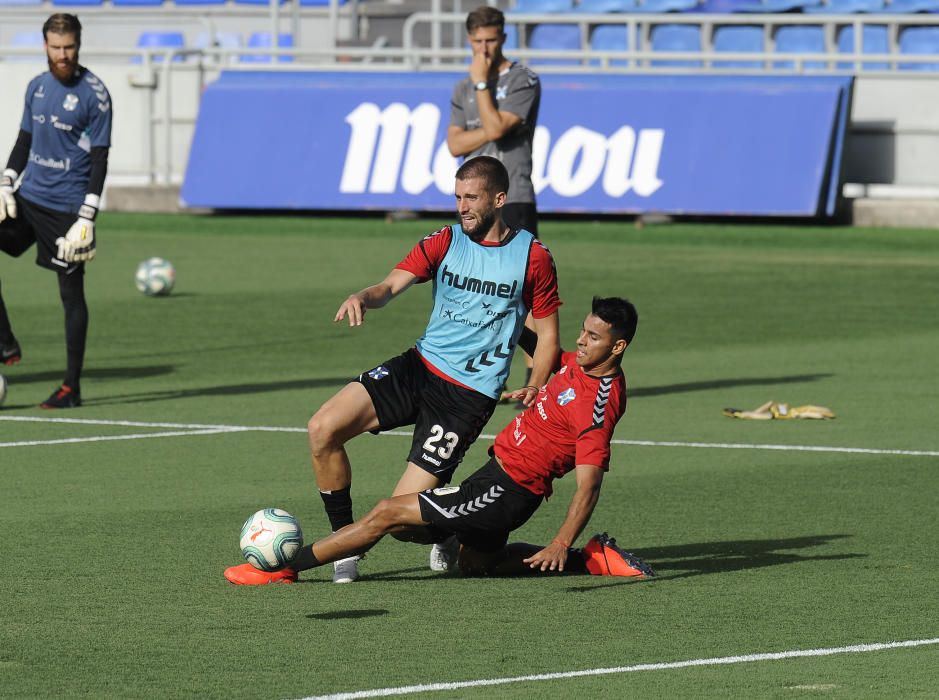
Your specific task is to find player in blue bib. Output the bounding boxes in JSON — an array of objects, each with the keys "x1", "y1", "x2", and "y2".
[{"x1": 0, "y1": 13, "x2": 113, "y2": 408}]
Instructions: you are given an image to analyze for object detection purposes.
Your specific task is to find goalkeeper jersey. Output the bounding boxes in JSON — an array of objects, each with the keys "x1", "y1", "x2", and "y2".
[{"x1": 17, "y1": 66, "x2": 112, "y2": 214}]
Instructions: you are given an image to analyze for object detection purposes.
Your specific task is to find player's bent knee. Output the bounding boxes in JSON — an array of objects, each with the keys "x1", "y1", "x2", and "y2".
[{"x1": 361, "y1": 498, "x2": 405, "y2": 537}]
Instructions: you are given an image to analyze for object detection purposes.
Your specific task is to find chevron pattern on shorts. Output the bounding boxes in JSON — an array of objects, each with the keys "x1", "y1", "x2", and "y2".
[{"x1": 448, "y1": 484, "x2": 505, "y2": 518}]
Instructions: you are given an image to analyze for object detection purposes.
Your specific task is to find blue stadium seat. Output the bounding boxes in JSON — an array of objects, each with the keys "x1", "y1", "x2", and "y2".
[
  {"x1": 898, "y1": 26, "x2": 939, "y2": 70},
  {"x1": 633, "y1": 0, "x2": 699, "y2": 11},
  {"x1": 690, "y1": 0, "x2": 757, "y2": 12},
  {"x1": 805, "y1": 0, "x2": 885, "y2": 12},
  {"x1": 511, "y1": 0, "x2": 574, "y2": 10},
  {"x1": 877, "y1": 0, "x2": 939, "y2": 11},
  {"x1": 773, "y1": 25, "x2": 828, "y2": 69},
  {"x1": 589, "y1": 24, "x2": 632, "y2": 65},
  {"x1": 736, "y1": 0, "x2": 823, "y2": 12},
  {"x1": 528, "y1": 24, "x2": 582, "y2": 64},
  {"x1": 174, "y1": 0, "x2": 226, "y2": 4},
  {"x1": 0, "y1": 0, "x2": 44, "y2": 5},
  {"x1": 573, "y1": 0, "x2": 637, "y2": 11},
  {"x1": 299, "y1": 0, "x2": 348, "y2": 4},
  {"x1": 7, "y1": 31, "x2": 45, "y2": 62},
  {"x1": 112, "y1": 0, "x2": 164, "y2": 6},
  {"x1": 713, "y1": 25, "x2": 765, "y2": 68},
  {"x1": 134, "y1": 31, "x2": 186, "y2": 63},
  {"x1": 836, "y1": 24, "x2": 888, "y2": 69},
  {"x1": 242, "y1": 32, "x2": 294, "y2": 63},
  {"x1": 50, "y1": 0, "x2": 103, "y2": 6},
  {"x1": 233, "y1": 0, "x2": 287, "y2": 4},
  {"x1": 650, "y1": 24, "x2": 702, "y2": 67},
  {"x1": 504, "y1": 24, "x2": 520, "y2": 49}
]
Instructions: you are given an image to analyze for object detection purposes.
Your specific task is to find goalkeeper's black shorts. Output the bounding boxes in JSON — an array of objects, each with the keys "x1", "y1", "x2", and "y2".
[
  {"x1": 0, "y1": 194, "x2": 83, "y2": 273},
  {"x1": 356, "y1": 347, "x2": 496, "y2": 484}
]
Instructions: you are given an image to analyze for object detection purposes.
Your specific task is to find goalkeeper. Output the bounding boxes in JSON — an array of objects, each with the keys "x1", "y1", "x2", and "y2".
[{"x1": 0, "y1": 13, "x2": 111, "y2": 408}]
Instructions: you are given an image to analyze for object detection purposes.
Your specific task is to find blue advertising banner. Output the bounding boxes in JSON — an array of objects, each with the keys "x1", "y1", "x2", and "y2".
[{"x1": 181, "y1": 72, "x2": 852, "y2": 217}]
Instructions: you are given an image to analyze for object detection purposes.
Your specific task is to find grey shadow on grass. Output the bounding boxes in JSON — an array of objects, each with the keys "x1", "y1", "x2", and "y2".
[
  {"x1": 3, "y1": 365, "x2": 176, "y2": 386},
  {"x1": 565, "y1": 534, "x2": 864, "y2": 592},
  {"x1": 630, "y1": 373, "x2": 833, "y2": 398},
  {"x1": 306, "y1": 609, "x2": 389, "y2": 621},
  {"x1": 80, "y1": 376, "x2": 351, "y2": 406}
]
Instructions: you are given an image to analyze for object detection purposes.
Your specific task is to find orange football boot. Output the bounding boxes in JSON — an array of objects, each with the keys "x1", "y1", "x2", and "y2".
[
  {"x1": 583, "y1": 533, "x2": 656, "y2": 578},
  {"x1": 224, "y1": 563, "x2": 297, "y2": 585}
]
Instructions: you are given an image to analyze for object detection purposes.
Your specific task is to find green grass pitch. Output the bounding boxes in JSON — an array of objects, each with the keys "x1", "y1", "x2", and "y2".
[{"x1": 1, "y1": 213, "x2": 937, "y2": 698}]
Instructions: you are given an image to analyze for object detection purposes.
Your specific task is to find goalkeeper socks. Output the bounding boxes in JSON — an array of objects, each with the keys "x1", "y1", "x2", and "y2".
[
  {"x1": 0, "y1": 281, "x2": 13, "y2": 344},
  {"x1": 319, "y1": 487, "x2": 354, "y2": 531},
  {"x1": 58, "y1": 271, "x2": 88, "y2": 393}
]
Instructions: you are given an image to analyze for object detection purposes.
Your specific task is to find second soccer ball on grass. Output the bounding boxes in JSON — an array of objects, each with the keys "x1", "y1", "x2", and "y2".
[{"x1": 135, "y1": 257, "x2": 176, "y2": 296}]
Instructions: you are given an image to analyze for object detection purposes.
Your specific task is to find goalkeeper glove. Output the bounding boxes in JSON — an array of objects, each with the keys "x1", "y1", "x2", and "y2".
[
  {"x1": 56, "y1": 194, "x2": 99, "y2": 262},
  {"x1": 0, "y1": 169, "x2": 17, "y2": 223}
]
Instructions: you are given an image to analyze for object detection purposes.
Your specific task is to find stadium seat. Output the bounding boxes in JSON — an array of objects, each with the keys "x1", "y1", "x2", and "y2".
[
  {"x1": 736, "y1": 0, "x2": 823, "y2": 12},
  {"x1": 805, "y1": 0, "x2": 885, "y2": 12},
  {"x1": 0, "y1": 0, "x2": 44, "y2": 5},
  {"x1": 633, "y1": 0, "x2": 699, "y2": 11},
  {"x1": 299, "y1": 0, "x2": 348, "y2": 4},
  {"x1": 713, "y1": 25, "x2": 766, "y2": 68},
  {"x1": 233, "y1": 0, "x2": 287, "y2": 4},
  {"x1": 773, "y1": 25, "x2": 828, "y2": 69},
  {"x1": 690, "y1": 0, "x2": 757, "y2": 12},
  {"x1": 504, "y1": 24, "x2": 520, "y2": 49},
  {"x1": 134, "y1": 31, "x2": 186, "y2": 63},
  {"x1": 242, "y1": 32, "x2": 295, "y2": 63},
  {"x1": 174, "y1": 0, "x2": 227, "y2": 4},
  {"x1": 650, "y1": 24, "x2": 703, "y2": 67},
  {"x1": 573, "y1": 0, "x2": 638, "y2": 11},
  {"x1": 878, "y1": 0, "x2": 939, "y2": 11},
  {"x1": 6, "y1": 31, "x2": 45, "y2": 62},
  {"x1": 589, "y1": 24, "x2": 633, "y2": 65},
  {"x1": 50, "y1": 0, "x2": 103, "y2": 6},
  {"x1": 836, "y1": 24, "x2": 888, "y2": 69},
  {"x1": 510, "y1": 0, "x2": 574, "y2": 11},
  {"x1": 898, "y1": 26, "x2": 939, "y2": 70},
  {"x1": 528, "y1": 23, "x2": 582, "y2": 64},
  {"x1": 112, "y1": 0, "x2": 165, "y2": 6}
]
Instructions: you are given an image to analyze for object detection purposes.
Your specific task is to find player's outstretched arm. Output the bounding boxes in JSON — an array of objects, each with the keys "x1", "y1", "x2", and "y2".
[
  {"x1": 523, "y1": 465, "x2": 603, "y2": 573},
  {"x1": 334, "y1": 268, "x2": 418, "y2": 326}
]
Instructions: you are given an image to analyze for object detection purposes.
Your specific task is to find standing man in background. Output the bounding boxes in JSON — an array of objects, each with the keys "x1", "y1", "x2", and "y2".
[
  {"x1": 448, "y1": 5, "x2": 542, "y2": 398},
  {"x1": 0, "y1": 13, "x2": 111, "y2": 408}
]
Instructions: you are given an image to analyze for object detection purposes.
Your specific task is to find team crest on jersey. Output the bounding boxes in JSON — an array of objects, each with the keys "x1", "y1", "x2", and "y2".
[
  {"x1": 557, "y1": 388, "x2": 576, "y2": 406},
  {"x1": 368, "y1": 366, "x2": 389, "y2": 380},
  {"x1": 63, "y1": 94, "x2": 79, "y2": 111},
  {"x1": 496, "y1": 85, "x2": 507, "y2": 101},
  {"x1": 34, "y1": 85, "x2": 45, "y2": 99}
]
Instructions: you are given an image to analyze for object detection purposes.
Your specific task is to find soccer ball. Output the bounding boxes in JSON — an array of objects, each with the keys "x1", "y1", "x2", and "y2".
[
  {"x1": 239, "y1": 508, "x2": 304, "y2": 572},
  {"x1": 135, "y1": 257, "x2": 176, "y2": 296}
]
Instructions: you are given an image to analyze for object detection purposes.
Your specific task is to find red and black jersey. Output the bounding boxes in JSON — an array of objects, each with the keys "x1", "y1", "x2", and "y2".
[{"x1": 494, "y1": 351, "x2": 627, "y2": 497}]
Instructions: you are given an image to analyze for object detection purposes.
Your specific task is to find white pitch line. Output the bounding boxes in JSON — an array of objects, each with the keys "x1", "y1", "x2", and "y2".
[
  {"x1": 0, "y1": 428, "x2": 246, "y2": 448},
  {"x1": 2, "y1": 416, "x2": 938, "y2": 457},
  {"x1": 296, "y1": 637, "x2": 939, "y2": 700}
]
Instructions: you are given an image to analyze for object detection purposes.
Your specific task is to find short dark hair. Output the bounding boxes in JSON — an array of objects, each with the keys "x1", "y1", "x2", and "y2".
[
  {"x1": 466, "y1": 5, "x2": 505, "y2": 34},
  {"x1": 43, "y1": 13, "x2": 82, "y2": 45},
  {"x1": 455, "y1": 156, "x2": 510, "y2": 197},
  {"x1": 592, "y1": 296, "x2": 638, "y2": 345}
]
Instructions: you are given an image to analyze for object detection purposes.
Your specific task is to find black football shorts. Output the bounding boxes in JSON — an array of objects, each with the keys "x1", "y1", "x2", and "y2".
[
  {"x1": 417, "y1": 456, "x2": 543, "y2": 552},
  {"x1": 356, "y1": 348, "x2": 497, "y2": 483},
  {"x1": 0, "y1": 194, "x2": 82, "y2": 274}
]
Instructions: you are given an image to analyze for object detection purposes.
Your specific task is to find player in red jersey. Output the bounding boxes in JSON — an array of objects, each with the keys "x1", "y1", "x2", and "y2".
[{"x1": 225, "y1": 297, "x2": 655, "y2": 584}]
